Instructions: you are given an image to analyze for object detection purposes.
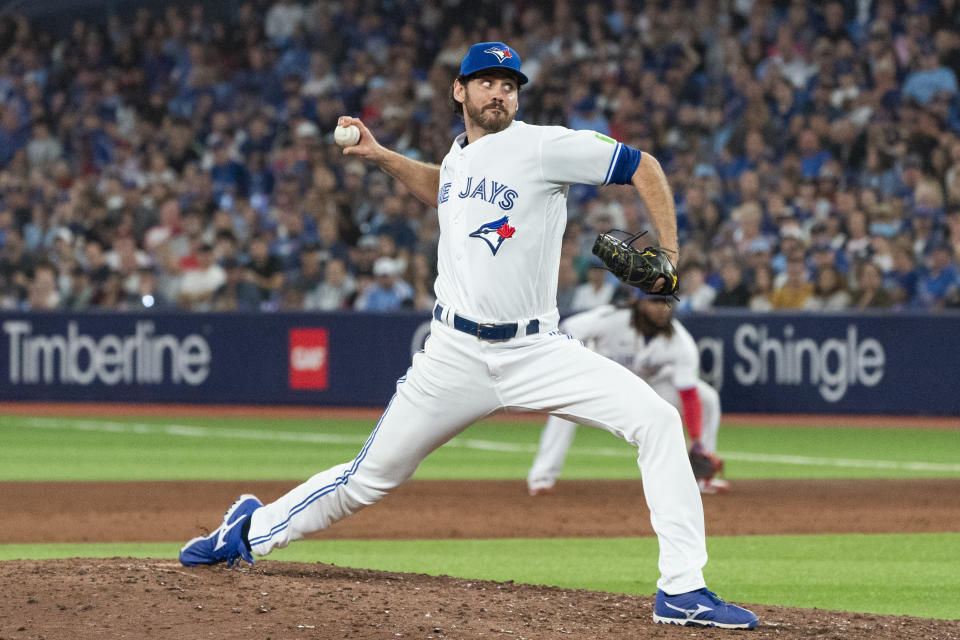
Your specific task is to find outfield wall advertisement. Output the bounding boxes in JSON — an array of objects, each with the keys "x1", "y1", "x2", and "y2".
[
  {"x1": 0, "y1": 311, "x2": 957, "y2": 415},
  {"x1": 0, "y1": 313, "x2": 425, "y2": 407},
  {"x1": 679, "y1": 313, "x2": 959, "y2": 415}
]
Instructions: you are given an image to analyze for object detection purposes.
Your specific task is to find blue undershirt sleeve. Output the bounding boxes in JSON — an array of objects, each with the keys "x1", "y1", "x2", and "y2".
[{"x1": 607, "y1": 144, "x2": 642, "y2": 186}]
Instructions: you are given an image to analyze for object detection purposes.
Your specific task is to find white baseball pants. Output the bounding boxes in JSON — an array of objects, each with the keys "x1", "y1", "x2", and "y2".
[
  {"x1": 527, "y1": 379, "x2": 721, "y2": 491},
  {"x1": 247, "y1": 321, "x2": 708, "y2": 594}
]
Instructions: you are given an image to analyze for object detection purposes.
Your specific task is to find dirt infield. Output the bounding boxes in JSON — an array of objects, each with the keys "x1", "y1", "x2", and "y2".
[
  {"x1": 2, "y1": 478, "x2": 960, "y2": 639},
  {"x1": 3, "y1": 478, "x2": 960, "y2": 543}
]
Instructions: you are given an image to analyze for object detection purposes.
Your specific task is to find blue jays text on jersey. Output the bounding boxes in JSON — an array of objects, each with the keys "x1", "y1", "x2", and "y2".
[{"x1": 438, "y1": 176, "x2": 518, "y2": 210}]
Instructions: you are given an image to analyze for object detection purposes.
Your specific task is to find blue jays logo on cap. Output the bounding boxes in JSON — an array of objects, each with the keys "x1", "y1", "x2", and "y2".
[
  {"x1": 484, "y1": 46, "x2": 512, "y2": 63},
  {"x1": 469, "y1": 215, "x2": 516, "y2": 256},
  {"x1": 460, "y1": 41, "x2": 529, "y2": 85}
]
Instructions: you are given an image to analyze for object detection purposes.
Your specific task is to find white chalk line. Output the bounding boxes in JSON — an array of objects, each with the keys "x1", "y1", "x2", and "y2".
[{"x1": 8, "y1": 417, "x2": 960, "y2": 473}]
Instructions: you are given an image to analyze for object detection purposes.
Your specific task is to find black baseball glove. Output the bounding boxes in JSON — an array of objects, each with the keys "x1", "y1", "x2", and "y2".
[
  {"x1": 689, "y1": 443, "x2": 724, "y2": 482},
  {"x1": 591, "y1": 230, "x2": 679, "y2": 297}
]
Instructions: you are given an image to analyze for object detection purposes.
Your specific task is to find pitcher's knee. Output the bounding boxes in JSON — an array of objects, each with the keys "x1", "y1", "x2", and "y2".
[
  {"x1": 655, "y1": 397, "x2": 684, "y2": 432},
  {"x1": 346, "y1": 463, "x2": 413, "y2": 504},
  {"x1": 622, "y1": 394, "x2": 683, "y2": 443}
]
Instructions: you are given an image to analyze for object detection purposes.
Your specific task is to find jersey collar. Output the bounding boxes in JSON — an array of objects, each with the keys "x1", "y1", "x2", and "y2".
[{"x1": 452, "y1": 120, "x2": 522, "y2": 151}]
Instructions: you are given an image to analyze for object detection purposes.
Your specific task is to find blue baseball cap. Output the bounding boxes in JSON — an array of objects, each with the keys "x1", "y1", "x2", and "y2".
[{"x1": 459, "y1": 42, "x2": 529, "y2": 85}]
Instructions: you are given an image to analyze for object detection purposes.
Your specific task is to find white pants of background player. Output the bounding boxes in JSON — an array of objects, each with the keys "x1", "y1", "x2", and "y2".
[
  {"x1": 246, "y1": 320, "x2": 708, "y2": 595},
  {"x1": 527, "y1": 379, "x2": 720, "y2": 493}
]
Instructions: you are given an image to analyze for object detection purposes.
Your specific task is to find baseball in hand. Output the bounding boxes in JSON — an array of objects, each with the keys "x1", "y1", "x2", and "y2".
[{"x1": 334, "y1": 124, "x2": 360, "y2": 147}]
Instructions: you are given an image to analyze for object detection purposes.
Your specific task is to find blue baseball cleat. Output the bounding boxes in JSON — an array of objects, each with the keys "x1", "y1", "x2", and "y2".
[
  {"x1": 179, "y1": 494, "x2": 262, "y2": 567},
  {"x1": 653, "y1": 588, "x2": 759, "y2": 629}
]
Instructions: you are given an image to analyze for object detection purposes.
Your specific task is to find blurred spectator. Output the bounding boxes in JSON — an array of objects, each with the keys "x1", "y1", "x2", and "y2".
[
  {"x1": 305, "y1": 257, "x2": 356, "y2": 311},
  {"x1": 289, "y1": 243, "x2": 325, "y2": 295},
  {"x1": 350, "y1": 234, "x2": 382, "y2": 281},
  {"x1": 915, "y1": 244, "x2": 960, "y2": 308},
  {"x1": 676, "y1": 262, "x2": 716, "y2": 312},
  {"x1": 107, "y1": 236, "x2": 151, "y2": 292},
  {"x1": 770, "y1": 256, "x2": 814, "y2": 309},
  {"x1": 209, "y1": 140, "x2": 250, "y2": 201},
  {"x1": 177, "y1": 244, "x2": 226, "y2": 311},
  {"x1": 26, "y1": 122, "x2": 62, "y2": 171},
  {"x1": 353, "y1": 257, "x2": 412, "y2": 311},
  {"x1": 772, "y1": 226, "x2": 806, "y2": 276},
  {"x1": 0, "y1": 105, "x2": 27, "y2": 167},
  {"x1": 852, "y1": 261, "x2": 894, "y2": 309},
  {"x1": 265, "y1": 0, "x2": 305, "y2": 46},
  {"x1": 212, "y1": 257, "x2": 261, "y2": 311},
  {"x1": 0, "y1": 229, "x2": 33, "y2": 298},
  {"x1": 145, "y1": 199, "x2": 183, "y2": 251},
  {"x1": 797, "y1": 129, "x2": 833, "y2": 180},
  {"x1": 748, "y1": 265, "x2": 775, "y2": 311},
  {"x1": 301, "y1": 52, "x2": 339, "y2": 98},
  {"x1": 316, "y1": 215, "x2": 351, "y2": 265},
  {"x1": 244, "y1": 235, "x2": 285, "y2": 307},
  {"x1": 804, "y1": 265, "x2": 852, "y2": 310},
  {"x1": 26, "y1": 261, "x2": 60, "y2": 310},
  {"x1": 62, "y1": 266, "x2": 94, "y2": 311},
  {"x1": 92, "y1": 272, "x2": 125, "y2": 309},
  {"x1": 908, "y1": 206, "x2": 941, "y2": 259},
  {"x1": 730, "y1": 202, "x2": 766, "y2": 256},
  {"x1": 374, "y1": 196, "x2": 417, "y2": 257},
  {"x1": 568, "y1": 97, "x2": 610, "y2": 135},
  {"x1": 405, "y1": 253, "x2": 436, "y2": 312},
  {"x1": 843, "y1": 209, "x2": 872, "y2": 265},
  {"x1": 808, "y1": 240, "x2": 841, "y2": 278},
  {"x1": 886, "y1": 244, "x2": 920, "y2": 307},
  {"x1": 713, "y1": 261, "x2": 751, "y2": 307},
  {"x1": 903, "y1": 41, "x2": 958, "y2": 106}
]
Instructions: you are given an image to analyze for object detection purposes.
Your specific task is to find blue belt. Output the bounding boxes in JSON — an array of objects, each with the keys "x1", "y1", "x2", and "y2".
[{"x1": 434, "y1": 304, "x2": 539, "y2": 341}]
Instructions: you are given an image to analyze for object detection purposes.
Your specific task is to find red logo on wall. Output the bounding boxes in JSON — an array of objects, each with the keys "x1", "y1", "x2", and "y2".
[{"x1": 289, "y1": 328, "x2": 329, "y2": 390}]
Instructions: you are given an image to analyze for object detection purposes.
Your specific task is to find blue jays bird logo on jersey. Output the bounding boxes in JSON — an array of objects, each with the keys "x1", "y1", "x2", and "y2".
[
  {"x1": 470, "y1": 216, "x2": 516, "y2": 255},
  {"x1": 484, "y1": 46, "x2": 512, "y2": 63}
]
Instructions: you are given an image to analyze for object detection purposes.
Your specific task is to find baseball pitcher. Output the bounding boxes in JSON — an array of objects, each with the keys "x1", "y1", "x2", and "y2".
[{"x1": 179, "y1": 41, "x2": 757, "y2": 629}]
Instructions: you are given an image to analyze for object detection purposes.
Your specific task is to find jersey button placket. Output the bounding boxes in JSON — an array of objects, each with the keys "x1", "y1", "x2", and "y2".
[
  {"x1": 454, "y1": 167, "x2": 465, "y2": 226},
  {"x1": 453, "y1": 169, "x2": 467, "y2": 261}
]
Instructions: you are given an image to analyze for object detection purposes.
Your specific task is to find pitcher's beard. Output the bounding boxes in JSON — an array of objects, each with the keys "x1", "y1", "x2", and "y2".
[{"x1": 465, "y1": 101, "x2": 513, "y2": 134}]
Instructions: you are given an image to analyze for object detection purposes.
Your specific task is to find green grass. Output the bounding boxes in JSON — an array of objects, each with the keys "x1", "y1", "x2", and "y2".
[
  {"x1": 2, "y1": 533, "x2": 957, "y2": 620},
  {"x1": 1, "y1": 414, "x2": 958, "y2": 481}
]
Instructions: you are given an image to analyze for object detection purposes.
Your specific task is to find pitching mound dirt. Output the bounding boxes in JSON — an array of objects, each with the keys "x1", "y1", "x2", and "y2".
[{"x1": 2, "y1": 559, "x2": 958, "y2": 639}]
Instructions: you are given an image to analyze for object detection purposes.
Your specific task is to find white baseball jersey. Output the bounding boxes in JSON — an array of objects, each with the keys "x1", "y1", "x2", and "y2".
[
  {"x1": 434, "y1": 120, "x2": 630, "y2": 323},
  {"x1": 561, "y1": 304, "x2": 700, "y2": 390}
]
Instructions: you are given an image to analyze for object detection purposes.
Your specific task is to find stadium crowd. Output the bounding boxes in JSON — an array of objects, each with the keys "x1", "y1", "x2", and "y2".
[{"x1": 0, "y1": 0, "x2": 959, "y2": 314}]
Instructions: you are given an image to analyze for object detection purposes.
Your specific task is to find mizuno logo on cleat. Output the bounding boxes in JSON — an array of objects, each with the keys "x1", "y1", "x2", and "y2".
[
  {"x1": 664, "y1": 602, "x2": 713, "y2": 620},
  {"x1": 214, "y1": 515, "x2": 248, "y2": 551}
]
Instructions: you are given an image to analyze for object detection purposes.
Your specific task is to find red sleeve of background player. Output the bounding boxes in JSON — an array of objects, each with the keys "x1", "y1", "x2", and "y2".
[{"x1": 678, "y1": 386, "x2": 702, "y2": 441}]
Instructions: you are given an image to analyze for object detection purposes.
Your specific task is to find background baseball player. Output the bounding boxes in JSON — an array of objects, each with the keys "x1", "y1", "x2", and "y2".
[
  {"x1": 527, "y1": 292, "x2": 729, "y2": 496},
  {"x1": 179, "y1": 41, "x2": 757, "y2": 629}
]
